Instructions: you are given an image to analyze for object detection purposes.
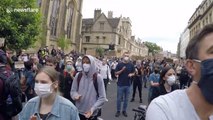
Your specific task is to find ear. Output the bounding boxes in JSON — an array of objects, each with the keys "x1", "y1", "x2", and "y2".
[
  {"x1": 163, "y1": 76, "x2": 167, "y2": 81},
  {"x1": 53, "y1": 81, "x2": 59, "y2": 89},
  {"x1": 185, "y1": 59, "x2": 196, "y2": 76}
]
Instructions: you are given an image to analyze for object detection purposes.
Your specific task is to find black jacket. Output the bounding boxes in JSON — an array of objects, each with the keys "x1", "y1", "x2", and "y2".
[{"x1": 150, "y1": 83, "x2": 179, "y2": 102}]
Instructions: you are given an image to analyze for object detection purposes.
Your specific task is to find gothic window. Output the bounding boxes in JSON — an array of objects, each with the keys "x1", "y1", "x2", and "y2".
[
  {"x1": 67, "y1": 2, "x2": 74, "y2": 39},
  {"x1": 50, "y1": 0, "x2": 60, "y2": 36},
  {"x1": 37, "y1": 0, "x2": 42, "y2": 7}
]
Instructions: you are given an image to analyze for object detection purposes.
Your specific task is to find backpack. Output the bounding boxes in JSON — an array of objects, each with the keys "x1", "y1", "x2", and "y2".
[
  {"x1": 77, "y1": 72, "x2": 99, "y2": 97},
  {"x1": 0, "y1": 69, "x2": 22, "y2": 118}
]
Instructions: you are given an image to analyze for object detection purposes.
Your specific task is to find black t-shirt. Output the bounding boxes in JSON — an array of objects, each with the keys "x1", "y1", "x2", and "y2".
[
  {"x1": 39, "y1": 113, "x2": 50, "y2": 120},
  {"x1": 116, "y1": 62, "x2": 134, "y2": 86},
  {"x1": 150, "y1": 84, "x2": 179, "y2": 102}
]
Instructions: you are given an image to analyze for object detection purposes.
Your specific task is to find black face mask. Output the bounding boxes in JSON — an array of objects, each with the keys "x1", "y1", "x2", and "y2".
[
  {"x1": 194, "y1": 59, "x2": 213, "y2": 104},
  {"x1": 154, "y1": 70, "x2": 158, "y2": 74}
]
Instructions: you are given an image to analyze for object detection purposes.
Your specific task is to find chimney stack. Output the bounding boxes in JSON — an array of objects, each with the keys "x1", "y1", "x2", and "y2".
[
  {"x1": 94, "y1": 9, "x2": 102, "y2": 21},
  {"x1": 108, "y1": 11, "x2": 113, "y2": 18}
]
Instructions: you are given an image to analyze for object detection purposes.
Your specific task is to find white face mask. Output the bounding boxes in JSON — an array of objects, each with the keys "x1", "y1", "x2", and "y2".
[
  {"x1": 83, "y1": 64, "x2": 90, "y2": 73},
  {"x1": 167, "y1": 75, "x2": 176, "y2": 86},
  {"x1": 34, "y1": 83, "x2": 53, "y2": 98},
  {"x1": 124, "y1": 57, "x2": 129, "y2": 62}
]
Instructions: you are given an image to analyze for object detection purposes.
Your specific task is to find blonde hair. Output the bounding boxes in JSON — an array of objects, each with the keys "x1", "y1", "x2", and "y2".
[{"x1": 36, "y1": 66, "x2": 59, "y2": 82}]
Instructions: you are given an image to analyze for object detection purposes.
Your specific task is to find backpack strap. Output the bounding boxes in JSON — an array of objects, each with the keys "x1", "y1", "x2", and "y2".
[
  {"x1": 93, "y1": 73, "x2": 99, "y2": 97},
  {"x1": 77, "y1": 72, "x2": 99, "y2": 97},
  {"x1": 77, "y1": 72, "x2": 83, "y2": 91}
]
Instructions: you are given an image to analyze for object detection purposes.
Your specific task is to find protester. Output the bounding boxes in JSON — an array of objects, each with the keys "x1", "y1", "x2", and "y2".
[
  {"x1": 146, "y1": 24, "x2": 213, "y2": 120},
  {"x1": 19, "y1": 66, "x2": 80, "y2": 120},
  {"x1": 99, "y1": 58, "x2": 112, "y2": 91},
  {"x1": 115, "y1": 53, "x2": 135, "y2": 117},
  {"x1": 130, "y1": 60, "x2": 143, "y2": 103},
  {"x1": 63, "y1": 59, "x2": 75, "y2": 103},
  {"x1": 148, "y1": 67, "x2": 160, "y2": 103},
  {"x1": 71, "y1": 55, "x2": 107, "y2": 120},
  {"x1": 149, "y1": 66, "x2": 179, "y2": 102}
]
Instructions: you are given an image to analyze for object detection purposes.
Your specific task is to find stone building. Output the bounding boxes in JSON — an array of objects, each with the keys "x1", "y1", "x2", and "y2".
[
  {"x1": 36, "y1": 0, "x2": 83, "y2": 52},
  {"x1": 81, "y1": 9, "x2": 148, "y2": 57},
  {"x1": 188, "y1": 0, "x2": 213, "y2": 40}
]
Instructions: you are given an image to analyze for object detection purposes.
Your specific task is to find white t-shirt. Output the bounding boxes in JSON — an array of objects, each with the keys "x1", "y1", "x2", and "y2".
[{"x1": 146, "y1": 90, "x2": 213, "y2": 120}]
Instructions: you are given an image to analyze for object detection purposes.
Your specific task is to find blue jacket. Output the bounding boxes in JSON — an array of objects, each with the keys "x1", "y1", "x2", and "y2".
[{"x1": 19, "y1": 95, "x2": 80, "y2": 120}]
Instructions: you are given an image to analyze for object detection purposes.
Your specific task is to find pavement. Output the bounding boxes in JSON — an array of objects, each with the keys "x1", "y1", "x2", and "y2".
[{"x1": 100, "y1": 81, "x2": 149, "y2": 120}]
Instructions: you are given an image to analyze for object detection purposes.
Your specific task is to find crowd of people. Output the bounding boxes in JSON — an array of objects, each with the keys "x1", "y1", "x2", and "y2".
[{"x1": 1, "y1": 24, "x2": 213, "y2": 120}]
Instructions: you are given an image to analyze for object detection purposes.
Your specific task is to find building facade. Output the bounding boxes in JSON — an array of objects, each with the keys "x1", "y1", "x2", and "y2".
[
  {"x1": 179, "y1": 28, "x2": 190, "y2": 58},
  {"x1": 188, "y1": 0, "x2": 213, "y2": 40},
  {"x1": 81, "y1": 9, "x2": 148, "y2": 57},
  {"x1": 36, "y1": 0, "x2": 83, "y2": 52}
]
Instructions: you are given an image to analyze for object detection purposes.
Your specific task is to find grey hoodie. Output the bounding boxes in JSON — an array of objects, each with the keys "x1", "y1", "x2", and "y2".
[{"x1": 71, "y1": 55, "x2": 107, "y2": 116}]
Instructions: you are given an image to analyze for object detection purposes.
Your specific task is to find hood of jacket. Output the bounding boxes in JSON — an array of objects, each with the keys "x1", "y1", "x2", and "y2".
[{"x1": 82, "y1": 55, "x2": 98, "y2": 77}]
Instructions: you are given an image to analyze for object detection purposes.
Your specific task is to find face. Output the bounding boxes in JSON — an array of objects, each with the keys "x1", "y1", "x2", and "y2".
[
  {"x1": 46, "y1": 62, "x2": 56, "y2": 69},
  {"x1": 163, "y1": 69, "x2": 176, "y2": 81},
  {"x1": 186, "y1": 33, "x2": 213, "y2": 81},
  {"x1": 66, "y1": 61, "x2": 72, "y2": 66},
  {"x1": 82, "y1": 57, "x2": 90, "y2": 64},
  {"x1": 35, "y1": 72, "x2": 58, "y2": 90},
  {"x1": 102, "y1": 59, "x2": 107, "y2": 65}
]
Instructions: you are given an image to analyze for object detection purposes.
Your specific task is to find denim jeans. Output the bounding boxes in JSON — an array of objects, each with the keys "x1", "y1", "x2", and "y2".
[{"x1": 116, "y1": 86, "x2": 131, "y2": 112}]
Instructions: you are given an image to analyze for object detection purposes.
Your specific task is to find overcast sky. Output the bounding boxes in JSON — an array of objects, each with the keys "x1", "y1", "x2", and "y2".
[{"x1": 82, "y1": 0, "x2": 203, "y2": 53}]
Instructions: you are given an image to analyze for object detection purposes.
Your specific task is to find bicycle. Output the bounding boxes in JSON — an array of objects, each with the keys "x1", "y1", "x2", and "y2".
[{"x1": 132, "y1": 105, "x2": 147, "y2": 120}]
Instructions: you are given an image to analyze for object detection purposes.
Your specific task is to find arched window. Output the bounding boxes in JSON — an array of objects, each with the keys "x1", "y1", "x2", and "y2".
[
  {"x1": 67, "y1": 1, "x2": 74, "y2": 39},
  {"x1": 37, "y1": 0, "x2": 42, "y2": 7},
  {"x1": 50, "y1": 0, "x2": 60, "y2": 36}
]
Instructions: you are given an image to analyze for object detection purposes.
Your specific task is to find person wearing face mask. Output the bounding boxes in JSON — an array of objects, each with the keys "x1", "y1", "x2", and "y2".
[
  {"x1": 115, "y1": 53, "x2": 135, "y2": 117},
  {"x1": 146, "y1": 24, "x2": 213, "y2": 120},
  {"x1": 63, "y1": 59, "x2": 75, "y2": 104},
  {"x1": 71, "y1": 55, "x2": 107, "y2": 120},
  {"x1": 149, "y1": 66, "x2": 179, "y2": 102},
  {"x1": 19, "y1": 66, "x2": 80, "y2": 120},
  {"x1": 130, "y1": 60, "x2": 143, "y2": 103},
  {"x1": 148, "y1": 67, "x2": 160, "y2": 104},
  {"x1": 75, "y1": 56, "x2": 83, "y2": 72},
  {"x1": 99, "y1": 58, "x2": 112, "y2": 91}
]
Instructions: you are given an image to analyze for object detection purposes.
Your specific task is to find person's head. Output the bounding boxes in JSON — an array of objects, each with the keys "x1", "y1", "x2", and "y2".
[
  {"x1": 24, "y1": 61, "x2": 33, "y2": 70},
  {"x1": 34, "y1": 66, "x2": 59, "y2": 98},
  {"x1": 45, "y1": 56, "x2": 57, "y2": 69},
  {"x1": 154, "y1": 67, "x2": 159, "y2": 74},
  {"x1": 102, "y1": 58, "x2": 107, "y2": 65},
  {"x1": 65, "y1": 59, "x2": 73, "y2": 72},
  {"x1": 82, "y1": 55, "x2": 97, "y2": 76},
  {"x1": 185, "y1": 24, "x2": 213, "y2": 104},
  {"x1": 136, "y1": 60, "x2": 141, "y2": 68},
  {"x1": 159, "y1": 66, "x2": 176, "y2": 86},
  {"x1": 82, "y1": 56, "x2": 91, "y2": 73},
  {"x1": 123, "y1": 53, "x2": 130, "y2": 63}
]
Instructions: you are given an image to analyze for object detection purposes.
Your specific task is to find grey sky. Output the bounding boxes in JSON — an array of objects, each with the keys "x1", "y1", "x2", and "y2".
[{"x1": 82, "y1": 0, "x2": 203, "y2": 53}]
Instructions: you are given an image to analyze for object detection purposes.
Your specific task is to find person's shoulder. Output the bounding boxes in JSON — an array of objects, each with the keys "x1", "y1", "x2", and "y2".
[
  {"x1": 27, "y1": 96, "x2": 40, "y2": 103},
  {"x1": 58, "y1": 96, "x2": 77, "y2": 109},
  {"x1": 152, "y1": 89, "x2": 186, "y2": 105}
]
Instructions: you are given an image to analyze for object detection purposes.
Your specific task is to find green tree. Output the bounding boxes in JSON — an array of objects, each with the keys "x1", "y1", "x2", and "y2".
[
  {"x1": 57, "y1": 36, "x2": 69, "y2": 51},
  {"x1": 96, "y1": 47, "x2": 104, "y2": 57},
  {"x1": 0, "y1": 0, "x2": 41, "y2": 50},
  {"x1": 144, "y1": 41, "x2": 161, "y2": 56}
]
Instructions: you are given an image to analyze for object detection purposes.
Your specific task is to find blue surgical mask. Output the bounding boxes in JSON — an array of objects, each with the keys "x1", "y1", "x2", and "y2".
[
  {"x1": 66, "y1": 65, "x2": 72, "y2": 71},
  {"x1": 193, "y1": 59, "x2": 213, "y2": 104}
]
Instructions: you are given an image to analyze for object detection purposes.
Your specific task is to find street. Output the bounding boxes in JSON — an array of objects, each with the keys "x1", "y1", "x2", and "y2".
[{"x1": 101, "y1": 81, "x2": 149, "y2": 120}]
